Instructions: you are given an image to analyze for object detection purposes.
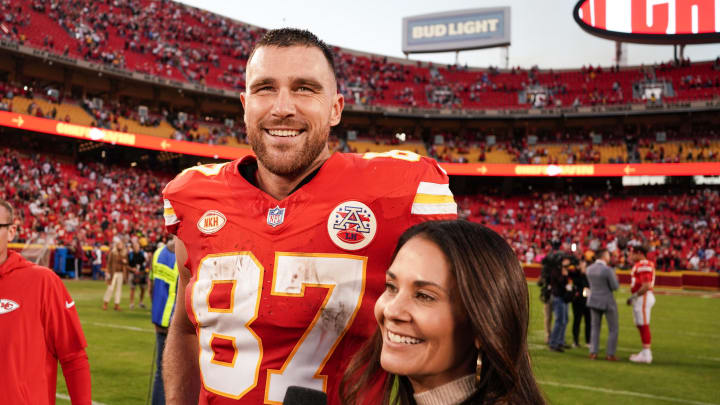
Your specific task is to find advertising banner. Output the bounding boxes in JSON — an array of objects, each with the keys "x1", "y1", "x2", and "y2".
[{"x1": 402, "y1": 7, "x2": 511, "y2": 53}]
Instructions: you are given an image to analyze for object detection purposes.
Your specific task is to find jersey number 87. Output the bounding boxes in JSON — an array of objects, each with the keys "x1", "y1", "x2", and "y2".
[{"x1": 191, "y1": 251, "x2": 367, "y2": 403}]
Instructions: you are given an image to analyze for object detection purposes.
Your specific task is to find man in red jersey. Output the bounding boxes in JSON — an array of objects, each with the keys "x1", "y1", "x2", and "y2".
[
  {"x1": 162, "y1": 28, "x2": 457, "y2": 405},
  {"x1": 626, "y1": 245, "x2": 656, "y2": 364},
  {"x1": 0, "y1": 199, "x2": 91, "y2": 404}
]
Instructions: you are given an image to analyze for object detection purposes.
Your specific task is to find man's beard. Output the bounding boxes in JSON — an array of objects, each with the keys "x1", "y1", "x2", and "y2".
[{"x1": 247, "y1": 123, "x2": 329, "y2": 178}]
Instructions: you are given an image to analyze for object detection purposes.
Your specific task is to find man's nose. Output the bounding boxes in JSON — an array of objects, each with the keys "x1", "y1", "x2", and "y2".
[{"x1": 271, "y1": 88, "x2": 296, "y2": 118}]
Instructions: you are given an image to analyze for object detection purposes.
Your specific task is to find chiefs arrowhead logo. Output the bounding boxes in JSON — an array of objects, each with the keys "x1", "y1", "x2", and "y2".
[{"x1": 0, "y1": 299, "x2": 20, "y2": 315}]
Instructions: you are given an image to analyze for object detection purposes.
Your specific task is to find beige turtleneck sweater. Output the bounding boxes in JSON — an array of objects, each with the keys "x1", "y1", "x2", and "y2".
[{"x1": 413, "y1": 374, "x2": 477, "y2": 405}]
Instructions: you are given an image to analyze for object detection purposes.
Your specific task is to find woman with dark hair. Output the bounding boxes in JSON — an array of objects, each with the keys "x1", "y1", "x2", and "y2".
[{"x1": 340, "y1": 220, "x2": 545, "y2": 405}]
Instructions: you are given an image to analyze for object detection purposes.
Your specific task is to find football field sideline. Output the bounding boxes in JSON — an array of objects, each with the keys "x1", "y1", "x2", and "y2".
[
  {"x1": 57, "y1": 381, "x2": 720, "y2": 405},
  {"x1": 59, "y1": 280, "x2": 720, "y2": 405},
  {"x1": 538, "y1": 381, "x2": 720, "y2": 405},
  {"x1": 56, "y1": 393, "x2": 108, "y2": 405}
]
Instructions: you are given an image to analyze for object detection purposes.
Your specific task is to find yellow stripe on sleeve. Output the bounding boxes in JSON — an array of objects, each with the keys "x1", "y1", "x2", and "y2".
[{"x1": 413, "y1": 194, "x2": 456, "y2": 205}]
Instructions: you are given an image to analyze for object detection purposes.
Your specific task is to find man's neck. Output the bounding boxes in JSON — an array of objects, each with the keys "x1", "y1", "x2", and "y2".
[{"x1": 256, "y1": 152, "x2": 331, "y2": 200}]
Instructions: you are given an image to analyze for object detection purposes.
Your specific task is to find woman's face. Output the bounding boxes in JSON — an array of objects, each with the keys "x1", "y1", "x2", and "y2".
[{"x1": 374, "y1": 236, "x2": 475, "y2": 393}]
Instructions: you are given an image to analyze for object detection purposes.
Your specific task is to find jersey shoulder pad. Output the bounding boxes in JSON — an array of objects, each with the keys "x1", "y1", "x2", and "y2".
[
  {"x1": 353, "y1": 150, "x2": 448, "y2": 182},
  {"x1": 348, "y1": 151, "x2": 455, "y2": 217},
  {"x1": 162, "y1": 162, "x2": 232, "y2": 197},
  {"x1": 162, "y1": 161, "x2": 235, "y2": 234}
]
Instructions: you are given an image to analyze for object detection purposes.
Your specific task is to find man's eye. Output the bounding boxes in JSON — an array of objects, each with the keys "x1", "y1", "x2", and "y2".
[{"x1": 297, "y1": 86, "x2": 312, "y2": 92}]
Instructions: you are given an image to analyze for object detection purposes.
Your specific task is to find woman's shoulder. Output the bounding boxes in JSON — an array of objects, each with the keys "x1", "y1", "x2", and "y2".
[{"x1": 459, "y1": 390, "x2": 485, "y2": 405}]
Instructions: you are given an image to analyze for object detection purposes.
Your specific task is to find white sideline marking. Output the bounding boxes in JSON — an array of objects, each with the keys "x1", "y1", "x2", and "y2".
[
  {"x1": 56, "y1": 393, "x2": 108, "y2": 405},
  {"x1": 533, "y1": 344, "x2": 720, "y2": 362},
  {"x1": 539, "y1": 381, "x2": 719, "y2": 405},
  {"x1": 91, "y1": 322, "x2": 154, "y2": 333}
]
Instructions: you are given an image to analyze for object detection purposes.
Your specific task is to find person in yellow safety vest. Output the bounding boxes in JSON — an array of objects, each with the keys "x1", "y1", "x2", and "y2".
[{"x1": 149, "y1": 237, "x2": 178, "y2": 405}]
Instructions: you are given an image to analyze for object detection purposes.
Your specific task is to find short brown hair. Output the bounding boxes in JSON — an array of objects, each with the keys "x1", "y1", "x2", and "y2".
[
  {"x1": 633, "y1": 245, "x2": 648, "y2": 256},
  {"x1": 596, "y1": 248, "x2": 609, "y2": 259},
  {"x1": 0, "y1": 198, "x2": 14, "y2": 223},
  {"x1": 248, "y1": 28, "x2": 337, "y2": 81}
]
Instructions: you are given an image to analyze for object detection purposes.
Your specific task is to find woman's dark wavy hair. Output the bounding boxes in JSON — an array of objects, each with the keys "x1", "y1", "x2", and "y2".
[{"x1": 340, "y1": 220, "x2": 546, "y2": 405}]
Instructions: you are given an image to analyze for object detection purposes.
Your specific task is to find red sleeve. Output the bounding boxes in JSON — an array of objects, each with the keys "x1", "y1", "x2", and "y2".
[
  {"x1": 43, "y1": 275, "x2": 88, "y2": 355},
  {"x1": 60, "y1": 351, "x2": 92, "y2": 405},
  {"x1": 43, "y1": 273, "x2": 90, "y2": 403}
]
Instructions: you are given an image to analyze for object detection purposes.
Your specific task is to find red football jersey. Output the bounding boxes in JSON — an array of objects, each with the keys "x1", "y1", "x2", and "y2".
[
  {"x1": 0, "y1": 251, "x2": 88, "y2": 405},
  {"x1": 163, "y1": 151, "x2": 457, "y2": 404},
  {"x1": 631, "y1": 259, "x2": 655, "y2": 294}
]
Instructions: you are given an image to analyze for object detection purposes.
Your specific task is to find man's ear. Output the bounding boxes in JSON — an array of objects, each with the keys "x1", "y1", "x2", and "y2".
[
  {"x1": 329, "y1": 93, "x2": 344, "y2": 127},
  {"x1": 8, "y1": 224, "x2": 17, "y2": 243}
]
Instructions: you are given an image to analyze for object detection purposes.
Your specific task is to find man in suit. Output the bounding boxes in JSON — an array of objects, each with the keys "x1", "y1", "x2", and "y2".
[{"x1": 586, "y1": 248, "x2": 620, "y2": 361}]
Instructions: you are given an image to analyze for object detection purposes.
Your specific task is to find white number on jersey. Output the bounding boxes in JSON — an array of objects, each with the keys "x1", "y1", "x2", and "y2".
[{"x1": 191, "y1": 251, "x2": 367, "y2": 403}]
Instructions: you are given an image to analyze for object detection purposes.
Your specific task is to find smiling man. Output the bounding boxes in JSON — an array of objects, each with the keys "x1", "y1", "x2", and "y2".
[
  {"x1": 161, "y1": 28, "x2": 457, "y2": 404},
  {"x1": 0, "y1": 199, "x2": 91, "y2": 405}
]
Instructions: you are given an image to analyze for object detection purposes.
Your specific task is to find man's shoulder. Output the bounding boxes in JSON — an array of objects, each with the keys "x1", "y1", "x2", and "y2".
[
  {"x1": 634, "y1": 260, "x2": 655, "y2": 272},
  {"x1": 6, "y1": 257, "x2": 62, "y2": 286},
  {"x1": 163, "y1": 160, "x2": 237, "y2": 198},
  {"x1": 342, "y1": 150, "x2": 443, "y2": 170},
  {"x1": 587, "y1": 262, "x2": 609, "y2": 275},
  {"x1": 336, "y1": 151, "x2": 449, "y2": 188}
]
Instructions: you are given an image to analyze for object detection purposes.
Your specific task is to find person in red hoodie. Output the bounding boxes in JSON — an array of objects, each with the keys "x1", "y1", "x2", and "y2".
[{"x1": 0, "y1": 199, "x2": 92, "y2": 405}]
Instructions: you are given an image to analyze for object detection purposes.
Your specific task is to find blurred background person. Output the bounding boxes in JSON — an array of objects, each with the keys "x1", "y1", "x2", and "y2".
[
  {"x1": 128, "y1": 241, "x2": 148, "y2": 309},
  {"x1": 102, "y1": 237, "x2": 128, "y2": 311},
  {"x1": 548, "y1": 256, "x2": 572, "y2": 352},
  {"x1": 538, "y1": 240, "x2": 562, "y2": 345},
  {"x1": 90, "y1": 242, "x2": 103, "y2": 280},
  {"x1": 341, "y1": 220, "x2": 545, "y2": 405},
  {"x1": 570, "y1": 259, "x2": 591, "y2": 348},
  {"x1": 586, "y1": 249, "x2": 619, "y2": 361},
  {"x1": 149, "y1": 237, "x2": 179, "y2": 405},
  {"x1": 627, "y1": 245, "x2": 656, "y2": 364}
]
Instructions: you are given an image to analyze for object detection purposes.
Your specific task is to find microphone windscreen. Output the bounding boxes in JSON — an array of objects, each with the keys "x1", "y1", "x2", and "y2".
[{"x1": 282, "y1": 386, "x2": 328, "y2": 405}]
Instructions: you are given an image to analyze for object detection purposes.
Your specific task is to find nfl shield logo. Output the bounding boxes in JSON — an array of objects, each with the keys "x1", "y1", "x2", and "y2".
[{"x1": 267, "y1": 206, "x2": 286, "y2": 227}]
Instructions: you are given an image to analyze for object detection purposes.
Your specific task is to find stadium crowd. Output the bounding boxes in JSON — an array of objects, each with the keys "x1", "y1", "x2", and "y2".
[
  {"x1": 3, "y1": 0, "x2": 720, "y2": 110},
  {"x1": 458, "y1": 190, "x2": 720, "y2": 273},
  {"x1": 1, "y1": 144, "x2": 717, "y2": 275},
  {"x1": 0, "y1": 147, "x2": 168, "y2": 251}
]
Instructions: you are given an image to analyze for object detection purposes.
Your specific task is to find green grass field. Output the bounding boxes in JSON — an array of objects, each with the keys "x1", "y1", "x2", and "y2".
[{"x1": 57, "y1": 280, "x2": 720, "y2": 405}]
